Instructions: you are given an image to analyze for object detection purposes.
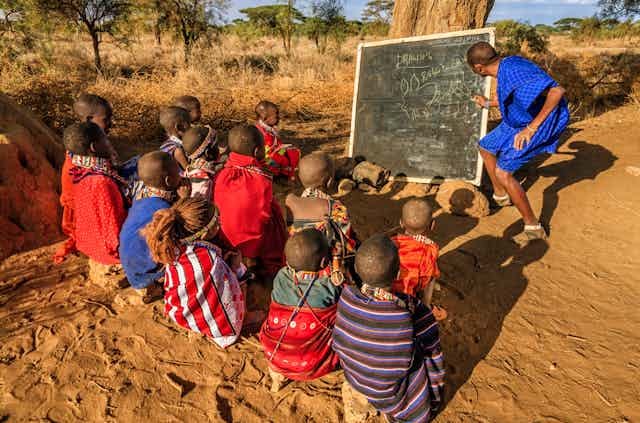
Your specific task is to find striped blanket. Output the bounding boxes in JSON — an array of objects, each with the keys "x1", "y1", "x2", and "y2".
[{"x1": 332, "y1": 286, "x2": 445, "y2": 422}]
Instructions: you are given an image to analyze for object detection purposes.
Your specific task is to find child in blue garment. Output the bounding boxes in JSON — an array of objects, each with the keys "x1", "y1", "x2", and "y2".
[
  {"x1": 118, "y1": 151, "x2": 190, "y2": 302},
  {"x1": 468, "y1": 41, "x2": 569, "y2": 244}
]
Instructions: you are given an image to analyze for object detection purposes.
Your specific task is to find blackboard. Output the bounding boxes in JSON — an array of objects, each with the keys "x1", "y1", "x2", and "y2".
[{"x1": 348, "y1": 28, "x2": 494, "y2": 185}]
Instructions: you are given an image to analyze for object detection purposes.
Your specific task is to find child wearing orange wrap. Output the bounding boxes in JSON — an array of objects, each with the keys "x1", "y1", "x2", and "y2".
[
  {"x1": 54, "y1": 94, "x2": 117, "y2": 264},
  {"x1": 213, "y1": 125, "x2": 287, "y2": 280},
  {"x1": 255, "y1": 100, "x2": 300, "y2": 181},
  {"x1": 392, "y1": 199, "x2": 447, "y2": 321}
]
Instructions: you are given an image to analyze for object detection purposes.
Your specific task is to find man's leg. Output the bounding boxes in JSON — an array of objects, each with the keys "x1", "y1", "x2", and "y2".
[
  {"x1": 495, "y1": 168, "x2": 538, "y2": 225},
  {"x1": 479, "y1": 148, "x2": 507, "y2": 197}
]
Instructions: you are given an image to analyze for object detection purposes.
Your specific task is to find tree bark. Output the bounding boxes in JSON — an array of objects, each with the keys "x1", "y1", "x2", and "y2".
[
  {"x1": 89, "y1": 30, "x2": 102, "y2": 72},
  {"x1": 389, "y1": 0, "x2": 495, "y2": 38}
]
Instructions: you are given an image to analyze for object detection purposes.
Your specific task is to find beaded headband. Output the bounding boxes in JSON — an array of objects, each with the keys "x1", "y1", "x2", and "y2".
[
  {"x1": 187, "y1": 125, "x2": 216, "y2": 161},
  {"x1": 180, "y1": 205, "x2": 220, "y2": 244}
]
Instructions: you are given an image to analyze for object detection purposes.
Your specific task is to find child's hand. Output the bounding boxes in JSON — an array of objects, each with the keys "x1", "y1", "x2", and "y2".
[
  {"x1": 177, "y1": 178, "x2": 192, "y2": 199},
  {"x1": 224, "y1": 250, "x2": 243, "y2": 271},
  {"x1": 472, "y1": 95, "x2": 487, "y2": 108}
]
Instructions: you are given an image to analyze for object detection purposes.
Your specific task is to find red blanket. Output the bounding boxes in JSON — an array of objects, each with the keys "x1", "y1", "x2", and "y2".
[
  {"x1": 214, "y1": 153, "x2": 286, "y2": 278},
  {"x1": 260, "y1": 301, "x2": 339, "y2": 381}
]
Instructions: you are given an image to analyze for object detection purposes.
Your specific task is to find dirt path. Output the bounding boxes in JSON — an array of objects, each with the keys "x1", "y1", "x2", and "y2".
[{"x1": 1, "y1": 105, "x2": 639, "y2": 422}]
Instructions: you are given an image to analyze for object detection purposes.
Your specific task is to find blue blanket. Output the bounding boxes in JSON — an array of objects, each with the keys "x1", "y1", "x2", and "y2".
[{"x1": 479, "y1": 56, "x2": 570, "y2": 172}]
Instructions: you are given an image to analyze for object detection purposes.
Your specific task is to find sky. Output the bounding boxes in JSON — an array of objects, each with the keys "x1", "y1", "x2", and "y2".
[{"x1": 229, "y1": 0, "x2": 600, "y2": 25}]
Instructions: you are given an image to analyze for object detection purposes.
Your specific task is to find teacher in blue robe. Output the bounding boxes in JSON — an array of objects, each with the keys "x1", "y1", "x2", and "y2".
[{"x1": 467, "y1": 42, "x2": 570, "y2": 244}]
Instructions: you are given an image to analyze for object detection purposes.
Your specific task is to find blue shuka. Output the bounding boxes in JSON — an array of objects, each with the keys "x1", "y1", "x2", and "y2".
[
  {"x1": 119, "y1": 197, "x2": 170, "y2": 289},
  {"x1": 479, "y1": 56, "x2": 570, "y2": 172}
]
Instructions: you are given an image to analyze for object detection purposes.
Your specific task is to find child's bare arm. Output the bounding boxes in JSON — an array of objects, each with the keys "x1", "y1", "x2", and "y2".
[
  {"x1": 174, "y1": 147, "x2": 189, "y2": 170},
  {"x1": 420, "y1": 278, "x2": 436, "y2": 306}
]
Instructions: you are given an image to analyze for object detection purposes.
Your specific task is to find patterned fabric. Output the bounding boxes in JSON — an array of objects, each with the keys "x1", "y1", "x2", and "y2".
[
  {"x1": 256, "y1": 121, "x2": 301, "y2": 179},
  {"x1": 53, "y1": 153, "x2": 77, "y2": 263},
  {"x1": 135, "y1": 185, "x2": 176, "y2": 202},
  {"x1": 119, "y1": 197, "x2": 170, "y2": 289},
  {"x1": 333, "y1": 286, "x2": 445, "y2": 423},
  {"x1": 186, "y1": 158, "x2": 217, "y2": 202},
  {"x1": 213, "y1": 153, "x2": 287, "y2": 278},
  {"x1": 73, "y1": 174, "x2": 127, "y2": 265},
  {"x1": 271, "y1": 267, "x2": 340, "y2": 308},
  {"x1": 70, "y1": 154, "x2": 127, "y2": 185},
  {"x1": 160, "y1": 135, "x2": 183, "y2": 155},
  {"x1": 290, "y1": 188, "x2": 358, "y2": 258},
  {"x1": 164, "y1": 242, "x2": 245, "y2": 349},
  {"x1": 260, "y1": 267, "x2": 340, "y2": 380},
  {"x1": 391, "y1": 234, "x2": 440, "y2": 297},
  {"x1": 479, "y1": 56, "x2": 570, "y2": 172}
]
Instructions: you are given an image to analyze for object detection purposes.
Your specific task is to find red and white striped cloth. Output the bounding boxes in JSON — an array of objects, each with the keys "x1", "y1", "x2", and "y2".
[{"x1": 164, "y1": 242, "x2": 245, "y2": 349}]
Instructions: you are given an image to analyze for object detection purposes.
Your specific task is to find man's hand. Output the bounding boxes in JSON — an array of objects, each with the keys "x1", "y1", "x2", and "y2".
[
  {"x1": 514, "y1": 127, "x2": 535, "y2": 150},
  {"x1": 472, "y1": 95, "x2": 488, "y2": 108},
  {"x1": 176, "y1": 177, "x2": 192, "y2": 199}
]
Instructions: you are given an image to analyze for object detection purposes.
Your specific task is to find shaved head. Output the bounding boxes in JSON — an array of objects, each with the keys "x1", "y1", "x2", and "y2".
[
  {"x1": 255, "y1": 100, "x2": 278, "y2": 119},
  {"x1": 159, "y1": 106, "x2": 190, "y2": 134},
  {"x1": 137, "y1": 151, "x2": 180, "y2": 189},
  {"x1": 285, "y1": 228, "x2": 329, "y2": 272},
  {"x1": 228, "y1": 125, "x2": 264, "y2": 157},
  {"x1": 172, "y1": 96, "x2": 201, "y2": 123},
  {"x1": 73, "y1": 93, "x2": 112, "y2": 133},
  {"x1": 401, "y1": 198, "x2": 433, "y2": 234},
  {"x1": 298, "y1": 152, "x2": 334, "y2": 189},
  {"x1": 355, "y1": 235, "x2": 399, "y2": 289},
  {"x1": 466, "y1": 41, "x2": 499, "y2": 66}
]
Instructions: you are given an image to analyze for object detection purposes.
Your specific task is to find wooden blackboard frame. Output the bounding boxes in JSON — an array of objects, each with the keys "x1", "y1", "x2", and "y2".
[{"x1": 348, "y1": 28, "x2": 496, "y2": 186}]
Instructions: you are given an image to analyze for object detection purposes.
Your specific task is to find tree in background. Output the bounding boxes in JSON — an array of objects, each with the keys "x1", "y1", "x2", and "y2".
[
  {"x1": 302, "y1": 0, "x2": 346, "y2": 53},
  {"x1": 361, "y1": 0, "x2": 393, "y2": 35},
  {"x1": 166, "y1": 0, "x2": 228, "y2": 64},
  {"x1": 239, "y1": 3, "x2": 304, "y2": 56},
  {"x1": 494, "y1": 19, "x2": 548, "y2": 55},
  {"x1": 553, "y1": 17, "x2": 584, "y2": 32},
  {"x1": 33, "y1": 0, "x2": 131, "y2": 72},
  {"x1": 599, "y1": 0, "x2": 639, "y2": 18}
]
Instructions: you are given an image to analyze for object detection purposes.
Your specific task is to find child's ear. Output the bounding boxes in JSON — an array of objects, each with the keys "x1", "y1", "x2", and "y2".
[
  {"x1": 89, "y1": 142, "x2": 96, "y2": 153},
  {"x1": 320, "y1": 256, "x2": 329, "y2": 269},
  {"x1": 399, "y1": 219, "x2": 404, "y2": 229},
  {"x1": 326, "y1": 177, "x2": 334, "y2": 189},
  {"x1": 164, "y1": 175, "x2": 171, "y2": 188},
  {"x1": 430, "y1": 220, "x2": 436, "y2": 231}
]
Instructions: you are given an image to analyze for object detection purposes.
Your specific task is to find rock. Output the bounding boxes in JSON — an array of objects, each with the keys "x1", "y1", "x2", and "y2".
[
  {"x1": 352, "y1": 161, "x2": 391, "y2": 189},
  {"x1": 435, "y1": 180, "x2": 490, "y2": 218},
  {"x1": 0, "y1": 93, "x2": 64, "y2": 260},
  {"x1": 625, "y1": 166, "x2": 640, "y2": 177},
  {"x1": 337, "y1": 178, "x2": 356, "y2": 195}
]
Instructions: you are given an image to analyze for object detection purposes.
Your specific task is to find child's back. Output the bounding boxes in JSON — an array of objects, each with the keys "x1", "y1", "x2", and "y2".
[
  {"x1": 332, "y1": 235, "x2": 445, "y2": 423},
  {"x1": 260, "y1": 229, "x2": 340, "y2": 387}
]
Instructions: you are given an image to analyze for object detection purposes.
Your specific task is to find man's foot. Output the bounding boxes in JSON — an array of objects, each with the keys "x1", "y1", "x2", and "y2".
[
  {"x1": 142, "y1": 283, "x2": 164, "y2": 304},
  {"x1": 492, "y1": 193, "x2": 512, "y2": 207},
  {"x1": 512, "y1": 223, "x2": 547, "y2": 246}
]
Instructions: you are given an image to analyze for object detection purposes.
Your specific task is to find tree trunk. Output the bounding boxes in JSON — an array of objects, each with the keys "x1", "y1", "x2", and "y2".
[
  {"x1": 389, "y1": 0, "x2": 495, "y2": 38},
  {"x1": 90, "y1": 30, "x2": 102, "y2": 72},
  {"x1": 154, "y1": 21, "x2": 162, "y2": 45}
]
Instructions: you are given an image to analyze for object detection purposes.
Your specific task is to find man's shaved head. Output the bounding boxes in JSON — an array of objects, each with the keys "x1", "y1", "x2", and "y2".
[
  {"x1": 298, "y1": 152, "x2": 334, "y2": 189},
  {"x1": 137, "y1": 151, "x2": 180, "y2": 189},
  {"x1": 73, "y1": 93, "x2": 112, "y2": 133},
  {"x1": 159, "y1": 106, "x2": 191, "y2": 135},
  {"x1": 285, "y1": 228, "x2": 329, "y2": 272},
  {"x1": 466, "y1": 41, "x2": 499, "y2": 66},
  {"x1": 172, "y1": 96, "x2": 201, "y2": 123},
  {"x1": 355, "y1": 235, "x2": 399, "y2": 289},
  {"x1": 401, "y1": 198, "x2": 433, "y2": 235},
  {"x1": 228, "y1": 125, "x2": 264, "y2": 157}
]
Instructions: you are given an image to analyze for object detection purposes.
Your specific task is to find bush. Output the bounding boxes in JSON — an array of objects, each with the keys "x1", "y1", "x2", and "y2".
[{"x1": 494, "y1": 20, "x2": 548, "y2": 55}]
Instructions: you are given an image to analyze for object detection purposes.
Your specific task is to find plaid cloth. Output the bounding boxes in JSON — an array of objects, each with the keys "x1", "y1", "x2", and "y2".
[{"x1": 479, "y1": 56, "x2": 570, "y2": 172}]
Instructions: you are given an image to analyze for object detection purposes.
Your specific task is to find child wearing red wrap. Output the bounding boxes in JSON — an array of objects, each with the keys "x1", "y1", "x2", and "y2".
[
  {"x1": 255, "y1": 100, "x2": 300, "y2": 181},
  {"x1": 54, "y1": 94, "x2": 117, "y2": 263},
  {"x1": 391, "y1": 199, "x2": 447, "y2": 321},
  {"x1": 64, "y1": 122, "x2": 127, "y2": 266},
  {"x1": 213, "y1": 125, "x2": 287, "y2": 281}
]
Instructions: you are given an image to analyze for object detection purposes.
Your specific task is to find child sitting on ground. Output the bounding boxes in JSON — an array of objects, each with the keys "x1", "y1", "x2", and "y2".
[
  {"x1": 260, "y1": 229, "x2": 341, "y2": 392},
  {"x1": 64, "y1": 122, "x2": 127, "y2": 268},
  {"x1": 392, "y1": 198, "x2": 447, "y2": 321},
  {"x1": 159, "y1": 106, "x2": 191, "y2": 170},
  {"x1": 54, "y1": 93, "x2": 117, "y2": 263},
  {"x1": 172, "y1": 95, "x2": 202, "y2": 124},
  {"x1": 255, "y1": 100, "x2": 300, "y2": 182},
  {"x1": 143, "y1": 196, "x2": 246, "y2": 349},
  {"x1": 182, "y1": 125, "x2": 220, "y2": 200},
  {"x1": 119, "y1": 151, "x2": 189, "y2": 303},
  {"x1": 332, "y1": 235, "x2": 445, "y2": 423},
  {"x1": 286, "y1": 153, "x2": 358, "y2": 281},
  {"x1": 213, "y1": 125, "x2": 287, "y2": 280}
]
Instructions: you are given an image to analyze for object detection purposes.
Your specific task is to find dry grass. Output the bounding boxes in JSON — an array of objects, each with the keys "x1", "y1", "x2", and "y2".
[{"x1": 1, "y1": 32, "x2": 639, "y2": 157}]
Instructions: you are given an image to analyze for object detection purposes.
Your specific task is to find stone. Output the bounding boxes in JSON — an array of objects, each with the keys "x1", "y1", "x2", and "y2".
[
  {"x1": 435, "y1": 180, "x2": 490, "y2": 218},
  {"x1": 625, "y1": 166, "x2": 640, "y2": 177}
]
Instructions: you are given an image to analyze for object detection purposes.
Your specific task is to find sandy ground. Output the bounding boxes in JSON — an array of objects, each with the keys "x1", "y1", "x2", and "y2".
[{"x1": 1, "y1": 104, "x2": 640, "y2": 422}]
